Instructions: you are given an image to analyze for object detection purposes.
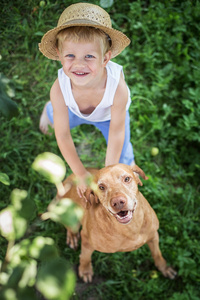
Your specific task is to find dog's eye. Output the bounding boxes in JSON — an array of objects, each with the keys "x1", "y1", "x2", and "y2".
[
  {"x1": 99, "y1": 185, "x2": 105, "y2": 191},
  {"x1": 124, "y1": 177, "x2": 131, "y2": 183}
]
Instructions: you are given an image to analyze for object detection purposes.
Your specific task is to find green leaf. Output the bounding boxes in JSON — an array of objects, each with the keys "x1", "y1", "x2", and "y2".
[
  {"x1": 5, "y1": 264, "x2": 26, "y2": 289},
  {"x1": 0, "y1": 288, "x2": 18, "y2": 300},
  {"x1": 0, "y1": 173, "x2": 10, "y2": 185},
  {"x1": 18, "y1": 260, "x2": 37, "y2": 289},
  {"x1": 100, "y1": 0, "x2": 114, "y2": 8},
  {"x1": 0, "y1": 189, "x2": 32, "y2": 241},
  {"x1": 8, "y1": 239, "x2": 31, "y2": 267},
  {"x1": 36, "y1": 258, "x2": 76, "y2": 300},
  {"x1": 47, "y1": 198, "x2": 83, "y2": 232},
  {"x1": 0, "y1": 207, "x2": 15, "y2": 240},
  {"x1": 0, "y1": 74, "x2": 19, "y2": 119},
  {"x1": 1, "y1": 262, "x2": 38, "y2": 300},
  {"x1": 29, "y1": 237, "x2": 59, "y2": 261},
  {"x1": 34, "y1": 31, "x2": 45, "y2": 36},
  {"x1": 11, "y1": 189, "x2": 28, "y2": 211},
  {"x1": 11, "y1": 189, "x2": 36, "y2": 220},
  {"x1": 13, "y1": 216, "x2": 27, "y2": 240},
  {"x1": 32, "y1": 152, "x2": 66, "y2": 184}
]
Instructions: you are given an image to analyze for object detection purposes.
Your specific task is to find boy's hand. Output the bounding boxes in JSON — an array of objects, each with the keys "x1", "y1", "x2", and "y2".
[{"x1": 76, "y1": 172, "x2": 92, "y2": 200}]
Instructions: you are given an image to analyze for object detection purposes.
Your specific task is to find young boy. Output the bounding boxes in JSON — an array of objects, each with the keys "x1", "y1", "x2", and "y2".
[{"x1": 39, "y1": 3, "x2": 134, "y2": 198}]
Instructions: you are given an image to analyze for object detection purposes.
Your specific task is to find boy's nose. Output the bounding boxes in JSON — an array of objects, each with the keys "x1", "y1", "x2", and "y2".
[{"x1": 73, "y1": 58, "x2": 86, "y2": 68}]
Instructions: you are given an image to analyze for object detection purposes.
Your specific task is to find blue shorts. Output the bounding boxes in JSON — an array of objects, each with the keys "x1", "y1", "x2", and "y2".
[{"x1": 46, "y1": 102, "x2": 134, "y2": 165}]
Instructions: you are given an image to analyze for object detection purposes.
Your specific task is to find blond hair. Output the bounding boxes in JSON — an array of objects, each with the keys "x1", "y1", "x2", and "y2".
[{"x1": 56, "y1": 26, "x2": 111, "y2": 55}]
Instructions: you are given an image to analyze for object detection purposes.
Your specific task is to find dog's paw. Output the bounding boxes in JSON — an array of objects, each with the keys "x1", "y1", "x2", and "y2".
[
  {"x1": 79, "y1": 265, "x2": 93, "y2": 283},
  {"x1": 162, "y1": 266, "x2": 177, "y2": 280},
  {"x1": 66, "y1": 230, "x2": 80, "y2": 250},
  {"x1": 81, "y1": 272, "x2": 93, "y2": 283}
]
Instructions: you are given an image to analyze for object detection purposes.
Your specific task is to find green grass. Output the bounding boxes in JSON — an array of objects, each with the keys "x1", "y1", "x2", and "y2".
[{"x1": 0, "y1": 0, "x2": 200, "y2": 299}]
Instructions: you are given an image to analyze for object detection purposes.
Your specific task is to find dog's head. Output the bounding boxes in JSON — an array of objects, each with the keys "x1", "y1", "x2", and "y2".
[{"x1": 86, "y1": 164, "x2": 148, "y2": 225}]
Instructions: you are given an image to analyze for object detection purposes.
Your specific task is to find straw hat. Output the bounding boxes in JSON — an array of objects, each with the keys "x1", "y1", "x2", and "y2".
[{"x1": 39, "y1": 3, "x2": 130, "y2": 60}]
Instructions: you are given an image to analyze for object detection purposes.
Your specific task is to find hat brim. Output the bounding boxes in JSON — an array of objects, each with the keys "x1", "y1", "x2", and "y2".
[{"x1": 39, "y1": 22, "x2": 130, "y2": 60}]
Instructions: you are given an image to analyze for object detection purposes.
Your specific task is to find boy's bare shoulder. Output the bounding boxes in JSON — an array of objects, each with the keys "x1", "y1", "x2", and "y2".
[
  {"x1": 114, "y1": 73, "x2": 128, "y2": 107},
  {"x1": 50, "y1": 78, "x2": 60, "y2": 95},
  {"x1": 50, "y1": 78, "x2": 67, "y2": 113},
  {"x1": 50, "y1": 79, "x2": 63, "y2": 102},
  {"x1": 118, "y1": 72, "x2": 128, "y2": 91}
]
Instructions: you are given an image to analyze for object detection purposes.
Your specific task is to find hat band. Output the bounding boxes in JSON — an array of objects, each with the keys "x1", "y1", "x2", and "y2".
[{"x1": 61, "y1": 18, "x2": 110, "y2": 28}]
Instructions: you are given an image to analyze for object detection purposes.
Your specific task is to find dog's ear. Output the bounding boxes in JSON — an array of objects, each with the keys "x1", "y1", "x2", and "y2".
[
  {"x1": 131, "y1": 165, "x2": 148, "y2": 186},
  {"x1": 85, "y1": 189, "x2": 99, "y2": 208}
]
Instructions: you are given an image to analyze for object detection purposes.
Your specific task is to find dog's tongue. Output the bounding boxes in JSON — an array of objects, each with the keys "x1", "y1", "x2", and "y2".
[{"x1": 116, "y1": 210, "x2": 133, "y2": 224}]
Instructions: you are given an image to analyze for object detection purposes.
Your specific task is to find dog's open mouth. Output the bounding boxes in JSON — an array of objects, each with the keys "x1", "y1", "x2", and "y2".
[
  {"x1": 109, "y1": 202, "x2": 137, "y2": 225},
  {"x1": 116, "y1": 210, "x2": 133, "y2": 224}
]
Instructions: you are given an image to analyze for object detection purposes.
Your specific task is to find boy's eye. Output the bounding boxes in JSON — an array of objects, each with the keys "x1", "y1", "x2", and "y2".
[
  {"x1": 85, "y1": 54, "x2": 94, "y2": 59},
  {"x1": 66, "y1": 54, "x2": 74, "y2": 58}
]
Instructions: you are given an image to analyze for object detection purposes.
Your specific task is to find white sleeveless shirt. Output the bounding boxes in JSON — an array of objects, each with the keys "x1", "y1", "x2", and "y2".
[{"x1": 58, "y1": 61, "x2": 131, "y2": 122}]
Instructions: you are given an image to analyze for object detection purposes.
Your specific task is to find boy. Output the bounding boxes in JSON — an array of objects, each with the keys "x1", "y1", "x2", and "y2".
[{"x1": 39, "y1": 3, "x2": 134, "y2": 198}]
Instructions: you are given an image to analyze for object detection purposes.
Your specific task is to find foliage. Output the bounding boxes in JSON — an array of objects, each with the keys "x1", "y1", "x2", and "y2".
[
  {"x1": 0, "y1": 0, "x2": 200, "y2": 299},
  {"x1": 0, "y1": 74, "x2": 19, "y2": 118},
  {"x1": 0, "y1": 153, "x2": 80, "y2": 300},
  {"x1": 112, "y1": 0, "x2": 200, "y2": 181}
]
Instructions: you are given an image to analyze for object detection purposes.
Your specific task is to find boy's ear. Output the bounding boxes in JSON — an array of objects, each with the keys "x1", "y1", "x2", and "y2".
[
  {"x1": 56, "y1": 48, "x2": 61, "y2": 59},
  {"x1": 103, "y1": 50, "x2": 112, "y2": 66}
]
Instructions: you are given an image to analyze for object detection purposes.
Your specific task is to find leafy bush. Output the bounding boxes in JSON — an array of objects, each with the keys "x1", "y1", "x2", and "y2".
[
  {"x1": 114, "y1": 0, "x2": 200, "y2": 182},
  {"x1": 0, "y1": 153, "x2": 80, "y2": 300}
]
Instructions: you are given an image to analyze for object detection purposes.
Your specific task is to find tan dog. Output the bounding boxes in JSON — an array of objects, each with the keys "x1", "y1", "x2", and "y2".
[{"x1": 59, "y1": 164, "x2": 177, "y2": 282}]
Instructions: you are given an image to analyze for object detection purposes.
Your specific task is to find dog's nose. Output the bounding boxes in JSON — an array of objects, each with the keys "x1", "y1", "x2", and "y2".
[{"x1": 110, "y1": 196, "x2": 126, "y2": 210}]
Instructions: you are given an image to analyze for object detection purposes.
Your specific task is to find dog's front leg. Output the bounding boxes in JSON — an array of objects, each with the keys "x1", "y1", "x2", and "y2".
[
  {"x1": 79, "y1": 232, "x2": 94, "y2": 283},
  {"x1": 147, "y1": 231, "x2": 177, "y2": 279},
  {"x1": 66, "y1": 227, "x2": 80, "y2": 250}
]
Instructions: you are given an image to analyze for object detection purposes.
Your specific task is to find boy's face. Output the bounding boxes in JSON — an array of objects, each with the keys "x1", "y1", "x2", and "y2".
[{"x1": 57, "y1": 38, "x2": 111, "y2": 88}]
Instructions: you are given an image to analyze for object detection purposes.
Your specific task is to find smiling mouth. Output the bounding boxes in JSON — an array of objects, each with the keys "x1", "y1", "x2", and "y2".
[
  {"x1": 73, "y1": 72, "x2": 89, "y2": 76},
  {"x1": 109, "y1": 202, "x2": 137, "y2": 225}
]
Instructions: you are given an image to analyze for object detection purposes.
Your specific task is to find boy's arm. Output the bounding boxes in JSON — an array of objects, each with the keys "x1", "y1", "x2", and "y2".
[
  {"x1": 50, "y1": 79, "x2": 89, "y2": 197},
  {"x1": 105, "y1": 74, "x2": 128, "y2": 166}
]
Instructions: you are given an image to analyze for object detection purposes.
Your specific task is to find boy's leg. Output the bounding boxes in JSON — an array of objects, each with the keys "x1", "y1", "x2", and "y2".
[
  {"x1": 39, "y1": 102, "x2": 88, "y2": 134},
  {"x1": 94, "y1": 111, "x2": 135, "y2": 165},
  {"x1": 39, "y1": 101, "x2": 54, "y2": 134}
]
